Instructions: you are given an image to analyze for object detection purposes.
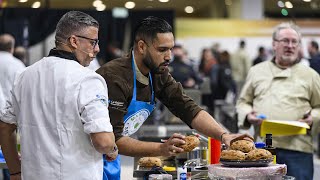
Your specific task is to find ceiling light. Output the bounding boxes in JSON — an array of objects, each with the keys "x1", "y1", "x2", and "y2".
[
  {"x1": 96, "y1": 4, "x2": 106, "y2": 11},
  {"x1": 159, "y1": 0, "x2": 169, "y2": 2},
  {"x1": 125, "y1": 1, "x2": 135, "y2": 9},
  {"x1": 184, "y1": 6, "x2": 194, "y2": 13},
  {"x1": 303, "y1": 0, "x2": 311, "y2": 2},
  {"x1": 32, "y1": 1, "x2": 41, "y2": 8},
  {"x1": 19, "y1": 0, "x2": 28, "y2": 3},
  {"x1": 93, "y1": 0, "x2": 103, "y2": 8},
  {"x1": 277, "y1": 1, "x2": 284, "y2": 7},
  {"x1": 285, "y1": 1, "x2": 293, "y2": 8}
]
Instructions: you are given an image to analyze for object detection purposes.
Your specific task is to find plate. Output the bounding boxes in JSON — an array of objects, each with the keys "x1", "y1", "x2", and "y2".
[{"x1": 220, "y1": 158, "x2": 273, "y2": 167}]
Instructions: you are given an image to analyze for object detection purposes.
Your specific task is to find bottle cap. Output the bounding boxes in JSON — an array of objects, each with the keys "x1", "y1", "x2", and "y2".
[
  {"x1": 266, "y1": 134, "x2": 272, "y2": 139},
  {"x1": 255, "y1": 142, "x2": 266, "y2": 148},
  {"x1": 256, "y1": 114, "x2": 267, "y2": 119}
]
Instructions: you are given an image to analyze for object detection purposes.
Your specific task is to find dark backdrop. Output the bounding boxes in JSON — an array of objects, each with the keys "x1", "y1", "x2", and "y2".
[{"x1": 0, "y1": 8, "x2": 174, "y2": 62}]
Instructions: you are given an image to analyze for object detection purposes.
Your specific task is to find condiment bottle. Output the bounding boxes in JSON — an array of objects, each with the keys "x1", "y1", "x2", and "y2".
[
  {"x1": 177, "y1": 166, "x2": 187, "y2": 180},
  {"x1": 264, "y1": 133, "x2": 276, "y2": 164}
]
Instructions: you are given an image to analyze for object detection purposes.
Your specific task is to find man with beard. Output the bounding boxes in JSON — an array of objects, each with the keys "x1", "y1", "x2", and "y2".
[
  {"x1": 236, "y1": 22, "x2": 320, "y2": 180},
  {"x1": 96, "y1": 16, "x2": 252, "y2": 180}
]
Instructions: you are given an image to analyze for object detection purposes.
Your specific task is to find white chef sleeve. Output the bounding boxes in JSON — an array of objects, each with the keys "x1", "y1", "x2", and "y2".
[
  {"x1": 78, "y1": 74, "x2": 113, "y2": 134},
  {"x1": 0, "y1": 91, "x2": 17, "y2": 125}
]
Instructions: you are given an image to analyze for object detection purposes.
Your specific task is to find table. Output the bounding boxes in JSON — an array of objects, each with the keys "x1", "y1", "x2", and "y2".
[{"x1": 208, "y1": 164, "x2": 287, "y2": 179}]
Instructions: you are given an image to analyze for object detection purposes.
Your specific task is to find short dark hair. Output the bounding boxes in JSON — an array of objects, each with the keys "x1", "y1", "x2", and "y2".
[
  {"x1": 240, "y1": 40, "x2": 246, "y2": 48},
  {"x1": 55, "y1": 11, "x2": 99, "y2": 42},
  {"x1": 258, "y1": 46, "x2": 265, "y2": 53},
  {"x1": 133, "y1": 16, "x2": 172, "y2": 44},
  {"x1": 311, "y1": 40, "x2": 319, "y2": 51}
]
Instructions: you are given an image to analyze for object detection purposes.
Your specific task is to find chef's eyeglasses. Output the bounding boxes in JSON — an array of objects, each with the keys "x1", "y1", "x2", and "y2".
[
  {"x1": 75, "y1": 35, "x2": 99, "y2": 48},
  {"x1": 274, "y1": 38, "x2": 300, "y2": 47}
]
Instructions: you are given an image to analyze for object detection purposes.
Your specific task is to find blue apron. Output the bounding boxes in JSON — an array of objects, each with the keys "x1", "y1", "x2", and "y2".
[{"x1": 103, "y1": 51, "x2": 156, "y2": 180}]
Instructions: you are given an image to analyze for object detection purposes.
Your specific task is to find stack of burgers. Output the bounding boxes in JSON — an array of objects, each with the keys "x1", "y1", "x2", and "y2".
[{"x1": 221, "y1": 140, "x2": 273, "y2": 161}]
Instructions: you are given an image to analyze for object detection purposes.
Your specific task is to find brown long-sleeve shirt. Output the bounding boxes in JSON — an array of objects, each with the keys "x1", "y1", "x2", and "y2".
[{"x1": 96, "y1": 55, "x2": 202, "y2": 141}]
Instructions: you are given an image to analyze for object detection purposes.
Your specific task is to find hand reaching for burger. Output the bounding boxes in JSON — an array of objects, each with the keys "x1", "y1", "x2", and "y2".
[
  {"x1": 221, "y1": 133, "x2": 254, "y2": 148},
  {"x1": 160, "y1": 133, "x2": 185, "y2": 156}
]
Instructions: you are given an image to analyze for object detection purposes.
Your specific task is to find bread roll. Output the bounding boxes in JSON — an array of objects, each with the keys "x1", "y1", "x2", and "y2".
[
  {"x1": 179, "y1": 135, "x2": 200, "y2": 152},
  {"x1": 220, "y1": 150, "x2": 246, "y2": 160},
  {"x1": 246, "y1": 149, "x2": 273, "y2": 160},
  {"x1": 138, "y1": 157, "x2": 162, "y2": 167},
  {"x1": 230, "y1": 140, "x2": 255, "y2": 153}
]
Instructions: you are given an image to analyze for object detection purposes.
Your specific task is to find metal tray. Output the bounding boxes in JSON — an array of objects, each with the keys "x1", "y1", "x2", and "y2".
[{"x1": 219, "y1": 158, "x2": 273, "y2": 167}]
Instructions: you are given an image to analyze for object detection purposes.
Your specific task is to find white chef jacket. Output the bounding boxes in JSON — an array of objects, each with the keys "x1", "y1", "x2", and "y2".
[
  {"x1": 0, "y1": 56, "x2": 113, "y2": 180},
  {"x1": 0, "y1": 87, "x2": 5, "y2": 111},
  {"x1": 0, "y1": 51, "x2": 26, "y2": 103}
]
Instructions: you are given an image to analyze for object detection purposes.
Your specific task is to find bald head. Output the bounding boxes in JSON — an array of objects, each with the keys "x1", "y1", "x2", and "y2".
[{"x1": 0, "y1": 34, "x2": 15, "y2": 53}]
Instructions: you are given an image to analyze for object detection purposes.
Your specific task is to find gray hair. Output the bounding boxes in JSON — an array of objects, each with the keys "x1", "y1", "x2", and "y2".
[
  {"x1": 55, "y1": 11, "x2": 99, "y2": 42},
  {"x1": 272, "y1": 22, "x2": 301, "y2": 41}
]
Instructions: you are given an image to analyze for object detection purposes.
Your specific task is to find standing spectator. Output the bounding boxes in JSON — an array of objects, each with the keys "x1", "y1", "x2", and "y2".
[
  {"x1": 211, "y1": 51, "x2": 236, "y2": 101},
  {"x1": 0, "y1": 11, "x2": 117, "y2": 180},
  {"x1": 199, "y1": 48, "x2": 217, "y2": 115},
  {"x1": 0, "y1": 34, "x2": 26, "y2": 104},
  {"x1": 252, "y1": 46, "x2": 267, "y2": 66},
  {"x1": 307, "y1": 40, "x2": 320, "y2": 74},
  {"x1": 230, "y1": 40, "x2": 251, "y2": 95},
  {"x1": 170, "y1": 45, "x2": 202, "y2": 89},
  {"x1": 236, "y1": 22, "x2": 320, "y2": 180}
]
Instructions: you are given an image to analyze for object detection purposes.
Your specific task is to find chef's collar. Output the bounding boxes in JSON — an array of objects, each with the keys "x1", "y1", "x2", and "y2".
[{"x1": 48, "y1": 48, "x2": 79, "y2": 64}]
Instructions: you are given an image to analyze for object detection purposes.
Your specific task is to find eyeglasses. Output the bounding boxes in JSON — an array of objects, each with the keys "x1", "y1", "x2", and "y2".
[
  {"x1": 274, "y1": 38, "x2": 300, "y2": 47},
  {"x1": 75, "y1": 35, "x2": 99, "y2": 48}
]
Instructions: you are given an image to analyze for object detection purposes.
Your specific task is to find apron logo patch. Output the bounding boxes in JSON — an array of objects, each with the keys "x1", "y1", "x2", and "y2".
[
  {"x1": 122, "y1": 109, "x2": 150, "y2": 136},
  {"x1": 96, "y1": 94, "x2": 108, "y2": 106},
  {"x1": 109, "y1": 100, "x2": 124, "y2": 107}
]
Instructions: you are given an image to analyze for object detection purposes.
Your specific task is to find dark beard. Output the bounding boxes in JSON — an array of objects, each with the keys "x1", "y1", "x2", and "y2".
[{"x1": 143, "y1": 51, "x2": 168, "y2": 74}]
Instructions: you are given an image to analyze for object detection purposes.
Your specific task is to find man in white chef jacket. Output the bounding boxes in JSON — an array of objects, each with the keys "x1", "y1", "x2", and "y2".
[{"x1": 0, "y1": 11, "x2": 118, "y2": 180}]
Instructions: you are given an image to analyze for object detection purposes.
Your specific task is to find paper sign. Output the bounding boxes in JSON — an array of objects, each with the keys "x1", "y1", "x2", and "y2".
[{"x1": 260, "y1": 120, "x2": 310, "y2": 137}]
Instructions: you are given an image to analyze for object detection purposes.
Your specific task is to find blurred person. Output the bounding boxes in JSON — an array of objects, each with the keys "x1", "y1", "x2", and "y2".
[
  {"x1": 105, "y1": 41, "x2": 123, "y2": 63},
  {"x1": 230, "y1": 40, "x2": 251, "y2": 95},
  {"x1": 252, "y1": 46, "x2": 267, "y2": 66},
  {"x1": 96, "y1": 16, "x2": 253, "y2": 180},
  {"x1": 211, "y1": 51, "x2": 236, "y2": 101},
  {"x1": 13, "y1": 46, "x2": 28, "y2": 66},
  {"x1": 199, "y1": 48, "x2": 217, "y2": 76},
  {"x1": 237, "y1": 22, "x2": 320, "y2": 180},
  {"x1": 307, "y1": 40, "x2": 320, "y2": 74},
  {"x1": 198, "y1": 48, "x2": 217, "y2": 115},
  {"x1": 170, "y1": 45, "x2": 202, "y2": 88},
  {"x1": 0, "y1": 11, "x2": 117, "y2": 180},
  {"x1": 298, "y1": 47, "x2": 310, "y2": 66},
  {"x1": 0, "y1": 34, "x2": 26, "y2": 105},
  {"x1": 211, "y1": 42, "x2": 221, "y2": 62}
]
